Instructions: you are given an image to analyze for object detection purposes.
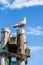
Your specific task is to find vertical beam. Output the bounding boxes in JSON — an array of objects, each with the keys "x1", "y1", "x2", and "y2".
[
  {"x1": 17, "y1": 29, "x2": 26, "y2": 65},
  {"x1": 1, "y1": 28, "x2": 11, "y2": 48},
  {"x1": 0, "y1": 28, "x2": 11, "y2": 65},
  {"x1": 0, "y1": 56, "x2": 9, "y2": 65},
  {"x1": 8, "y1": 57, "x2": 11, "y2": 65},
  {"x1": 1, "y1": 57, "x2": 5, "y2": 65},
  {"x1": 17, "y1": 29, "x2": 25, "y2": 54}
]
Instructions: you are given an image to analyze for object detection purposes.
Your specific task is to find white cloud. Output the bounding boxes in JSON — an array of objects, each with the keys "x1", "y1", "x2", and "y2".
[
  {"x1": 0, "y1": 0, "x2": 43, "y2": 10},
  {"x1": 0, "y1": 0, "x2": 8, "y2": 4},
  {"x1": 26, "y1": 26, "x2": 43, "y2": 36},
  {"x1": 27, "y1": 46, "x2": 43, "y2": 53}
]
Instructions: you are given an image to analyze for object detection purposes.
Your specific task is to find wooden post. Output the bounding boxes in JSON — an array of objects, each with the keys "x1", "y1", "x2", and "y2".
[
  {"x1": 17, "y1": 29, "x2": 26, "y2": 65},
  {"x1": 0, "y1": 50, "x2": 9, "y2": 65},
  {"x1": 0, "y1": 28, "x2": 11, "y2": 65},
  {"x1": 1, "y1": 28, "x2": 11, "y2": 48}
]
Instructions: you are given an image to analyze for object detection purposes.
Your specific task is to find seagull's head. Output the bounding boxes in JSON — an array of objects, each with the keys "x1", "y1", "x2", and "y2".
[
  {"x1": 24, "y1": 17, "x2": 28, "y2": 24},
  {"x1": 24, "y1": 17, "x2": 27, "y2": 20},
  {"x1": 24, "y1": 17, "x2": 28, "y2": 21}
]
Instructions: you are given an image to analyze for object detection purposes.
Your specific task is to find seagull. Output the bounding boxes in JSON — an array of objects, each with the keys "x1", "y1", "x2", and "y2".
[{"x1": 13, "y1": 17, "x2": 27, "y2": 28}]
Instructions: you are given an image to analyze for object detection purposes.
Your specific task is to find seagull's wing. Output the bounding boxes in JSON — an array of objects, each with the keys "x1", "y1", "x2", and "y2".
[
  {"x1": 13, "y1": 23, "x2": 18, "y2": 28},
  {"x1": 13, "y1": 17, "x2": 27, "y2": 28}
]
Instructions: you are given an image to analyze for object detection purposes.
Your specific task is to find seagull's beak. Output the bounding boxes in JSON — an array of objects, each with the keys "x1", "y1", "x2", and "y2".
[{"x1": 24, "y1": 17, "x2": 28, "y2": 21}]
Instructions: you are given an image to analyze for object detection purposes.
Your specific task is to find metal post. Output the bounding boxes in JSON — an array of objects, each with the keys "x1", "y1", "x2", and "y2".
[{"x1": 17, "y1": 29, "x2": 26, "y2": 65}]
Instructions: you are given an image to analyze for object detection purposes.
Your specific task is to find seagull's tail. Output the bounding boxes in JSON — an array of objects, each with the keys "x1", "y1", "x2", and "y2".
[
  {"x1": 13, "y1": 25, "x2": 17, "y2": 28},
  {"x1": 13, "y1": 24, "x2": 18, "y2": 28}
]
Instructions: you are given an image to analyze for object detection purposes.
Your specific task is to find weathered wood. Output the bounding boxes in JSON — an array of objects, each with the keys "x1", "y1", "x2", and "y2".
[
  {"x1": 17, "y1": 29, "x2": 26, "y2": 65},
  {"x1": 9, "y1": 37, "x2": 17, "y2": 45},
  {"x1": 25, "y1": 48, "x2": 30, "y2": 57},
  {"x1": 17, "y1": 29, "x2": 25, "y2": 54},
  {"x1": 0, "y1": 52, "x2": 24, "y2": 60},
  {"x1": 7, "y1": 44, "x2": 17, "y2": 53},
  {"x1": 1, "y1": 28, "x2": 11, "y2": 47}
]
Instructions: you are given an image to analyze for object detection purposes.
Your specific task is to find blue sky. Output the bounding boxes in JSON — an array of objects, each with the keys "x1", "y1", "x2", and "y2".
[{"x1": 0, "y1": 0, "x2": 43, "y2": 65}]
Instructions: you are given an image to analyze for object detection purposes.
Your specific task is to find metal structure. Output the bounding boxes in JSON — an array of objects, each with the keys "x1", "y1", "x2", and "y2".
[{"x1": 0, "y1": 18, "x2": 30, "y2": 65}]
